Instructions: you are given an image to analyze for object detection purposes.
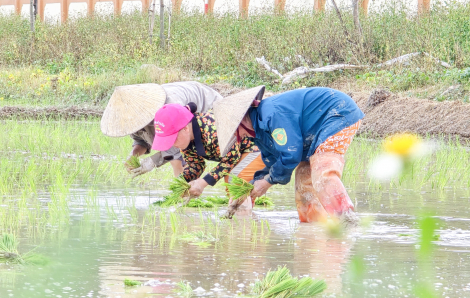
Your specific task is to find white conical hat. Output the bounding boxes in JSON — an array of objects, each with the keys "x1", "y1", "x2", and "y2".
[
  {"x1": 100, "y1": 84, "x2": 166, "y2": 137},
  {"x1": 213, "y1": 86, "x2": 265, "y2": 157}
]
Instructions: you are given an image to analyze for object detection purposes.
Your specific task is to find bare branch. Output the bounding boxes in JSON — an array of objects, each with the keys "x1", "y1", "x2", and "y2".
[
  {"x1": 282, "y1": 64, "x2": 368, "y2": 85},
  {"x1": 255, "y1": 56, "x2": 283, "y2": 79},
  {"x1": 330, "y1": 0, "x2": 353, "y2": 43}
]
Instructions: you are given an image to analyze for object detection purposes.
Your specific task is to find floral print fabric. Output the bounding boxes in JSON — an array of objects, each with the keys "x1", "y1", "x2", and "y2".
[
  {"x1": 182, "y1": 112, "x2": 257, "y2": 186},
  {"x1": 314, "y1": 121, "x2": 361, "y2": 155}
]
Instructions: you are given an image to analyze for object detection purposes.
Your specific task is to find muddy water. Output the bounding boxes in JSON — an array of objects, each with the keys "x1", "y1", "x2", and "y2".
[{"x1": 2, "y1": 182, "x2": 470, "y2": 298}]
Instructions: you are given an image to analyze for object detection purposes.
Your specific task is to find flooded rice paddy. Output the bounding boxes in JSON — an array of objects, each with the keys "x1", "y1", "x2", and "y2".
[{"x1": 2, "y1": 120, "x2": 470, "y2": 297}]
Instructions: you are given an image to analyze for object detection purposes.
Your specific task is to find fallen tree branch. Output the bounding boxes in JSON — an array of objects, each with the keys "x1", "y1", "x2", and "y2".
[
  {"x1": 377, "y1": 52, "x2": 451, "y2": 68},
  {"x1": 282, "y1": 64, "x2": 368, "y2": 85},
  {"x1": 256, "y1": 52, "x2": 452, "y2": 86},
  {"x1": 255, "y1": 56, "x2": 283, "y2": 79}
]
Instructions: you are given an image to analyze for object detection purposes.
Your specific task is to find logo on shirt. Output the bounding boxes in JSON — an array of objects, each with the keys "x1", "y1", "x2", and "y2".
[{"x1": 272, "y1": 128, "x2": 287, "y2": 146}]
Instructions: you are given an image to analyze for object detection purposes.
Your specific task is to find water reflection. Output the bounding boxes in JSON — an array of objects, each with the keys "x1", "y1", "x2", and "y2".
[{"x1": 2, "y1": 182, "x2": 470, "y2": 297}]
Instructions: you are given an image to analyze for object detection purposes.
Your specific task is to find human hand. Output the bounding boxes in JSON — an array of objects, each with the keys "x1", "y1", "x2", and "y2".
[
  {"x1": 130, "y1": 156, "x2": 156, "y2": 178},
  {"x1": 250, "y1": 179, "x2": 272, "y2": 199},
  {"x1": 188, "y1": 178, "x2": 209, "y2": 198}
]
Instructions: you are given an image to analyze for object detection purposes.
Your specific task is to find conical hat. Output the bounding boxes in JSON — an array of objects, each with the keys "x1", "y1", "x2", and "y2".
[
  {"x1": 213, "y1": 86, "x2": 265, "y2": 157},
  {"x1": 100, "y1": 84, "x2": 166, "y2": 137}
]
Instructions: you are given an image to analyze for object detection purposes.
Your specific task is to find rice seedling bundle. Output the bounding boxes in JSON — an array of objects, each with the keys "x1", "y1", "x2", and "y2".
[
  {"x1": 223, "y1": 175, "x2": 254, "y2": 201},
  {"x1": 125, "y1": 155, "x2": 141, "y2": 170},
  {"x1": 252, "y1": 266, "x2": 327, "y2": 298},
  {"x1": 186, "y1": 198, "x2": 215, "y2": 208},
  {"x1": 169, "y1": 176, "x2": 191, "y2": 199},
  {"x1": 206, "y1": 196, "x2": 230, "y2": 205},
  {"x1": 124, "y1": 278, "x2": 141, "y2": 286},
  {"x1": 255, "y1": 196, "x2": 274, "y2": 207},
  {"x1": 154, "y1": 195, "x2": 181, "y2": 207}
]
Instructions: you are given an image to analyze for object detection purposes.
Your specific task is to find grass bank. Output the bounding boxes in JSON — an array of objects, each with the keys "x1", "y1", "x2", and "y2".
[{"x1": 0, "y1": 2, "x2": 470, "y2": 106}]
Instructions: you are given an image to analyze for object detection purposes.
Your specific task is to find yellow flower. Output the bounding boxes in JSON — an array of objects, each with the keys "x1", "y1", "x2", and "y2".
[
  {"x1": 0, "y1": 97, "x2": 4, "y2": 101},
  {"x1": 383, "y1": 133, "x2": 421, "y2": 157}
]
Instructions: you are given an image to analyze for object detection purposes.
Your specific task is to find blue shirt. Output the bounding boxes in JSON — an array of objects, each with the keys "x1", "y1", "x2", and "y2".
[{"x1": 249, "y1": 87, "x2": 364, "y2": 185}]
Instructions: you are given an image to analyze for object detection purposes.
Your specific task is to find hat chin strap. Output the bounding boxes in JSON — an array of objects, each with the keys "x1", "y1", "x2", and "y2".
[{"x1": 236, "y1": 122, "x2": 256, "y2": 143}]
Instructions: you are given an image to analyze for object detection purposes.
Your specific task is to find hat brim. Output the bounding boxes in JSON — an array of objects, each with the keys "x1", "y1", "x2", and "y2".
[
  {"x1": 213, "y1": 86, "x2": 265, "y2": 157},
  {"x1": 101, "y1": 84, "x2": 166, "y2": 137},
  {"x1": 152, "y1": 132, "x2": 178, "y2": 151}
]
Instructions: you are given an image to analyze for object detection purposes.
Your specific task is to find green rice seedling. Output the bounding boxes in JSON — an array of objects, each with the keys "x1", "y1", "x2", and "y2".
[
  {"x1": 180, "y1": 231, "x2": 216, "y2": 247},
  {"x1": 223, "y1": 175, "x2": 254, "y2": 201},
  {"x1": 154, "y1": 195, "x2": 182, "y2": 207},
  {"x1": 186, "y1": 198, "x2": 215, "y2": 208},
  {"x1": 169, "y1": 176, "x2": 191, "y2": 199},
  {"x1": 124, "y1": 278, "x2": 141, "y2": 286},
  {"x1": 174, "y1": 281, "x2": 193, "y2": 297},
  {"x1": 206, "y1": 196, "x2": 230, "y2": 205},
  {"x1": 251, "y1": 266, "x2": 327, "y2": 298},
  {"x1": 125, "y1": 155, "x2": 141, "y2": 170},
  {"x1": 170, "y1": 212, "x2": 179, "y2": 233},
  {"x1": 0, "y1": 234, "x2": 21, "y2": 263},
  {"x1": 255, "y1": 196, "x2": 274, "y2": 207},
  {"x1": 0, "y1": 234, "x2": 48, "y2": 265}
]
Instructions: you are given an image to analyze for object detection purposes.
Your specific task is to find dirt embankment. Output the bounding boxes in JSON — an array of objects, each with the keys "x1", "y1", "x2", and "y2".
[
  {"x1": 350, "y1": 90, "x2": 470, "y2": 140},
  {"x1": 1, "y1": 86, "x2": 470, "y2": 140}
]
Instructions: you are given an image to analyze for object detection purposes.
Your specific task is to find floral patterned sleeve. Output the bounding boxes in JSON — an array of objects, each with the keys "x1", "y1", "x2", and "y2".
[
  {"x1": 182, "y1": 148, "x2": 206, "y2": 182},
  {"x1": 202, "y1": 141, "x2": 242, "y2": 186}
]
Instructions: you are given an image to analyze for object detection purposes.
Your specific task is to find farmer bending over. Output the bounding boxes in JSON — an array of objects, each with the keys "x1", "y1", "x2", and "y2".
[
  {"x1": 213, "y1": 86, "x2": 364, "y2": 223},
  {"x1": 100, "y1": 81, "x2": 222, "y2": 178},
  {"x1": 151, "y1": 103, "x2": 265, "y2": 215}
]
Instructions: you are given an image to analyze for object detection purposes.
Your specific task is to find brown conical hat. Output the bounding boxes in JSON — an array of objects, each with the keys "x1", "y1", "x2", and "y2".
[
  {"x1": 213, "y1": 86, "x2": 265, "y2": 157},
  {"x1": 100, "y1": 84, "x2": 166, "y2": 137}
]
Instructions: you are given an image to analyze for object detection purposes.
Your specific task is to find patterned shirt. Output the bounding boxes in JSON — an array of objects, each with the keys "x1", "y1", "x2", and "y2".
[{"x1": 182, "y1": 112, "x2": 258, "y2": 186}]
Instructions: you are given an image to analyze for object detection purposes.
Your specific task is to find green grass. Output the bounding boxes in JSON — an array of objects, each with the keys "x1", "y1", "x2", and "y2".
[
  {"x1": 1, "y1": 3, "x2": 470, "y2": 106},
  {"x1": 251, "y1": 266, "x2": 327, "y2": 298}
]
